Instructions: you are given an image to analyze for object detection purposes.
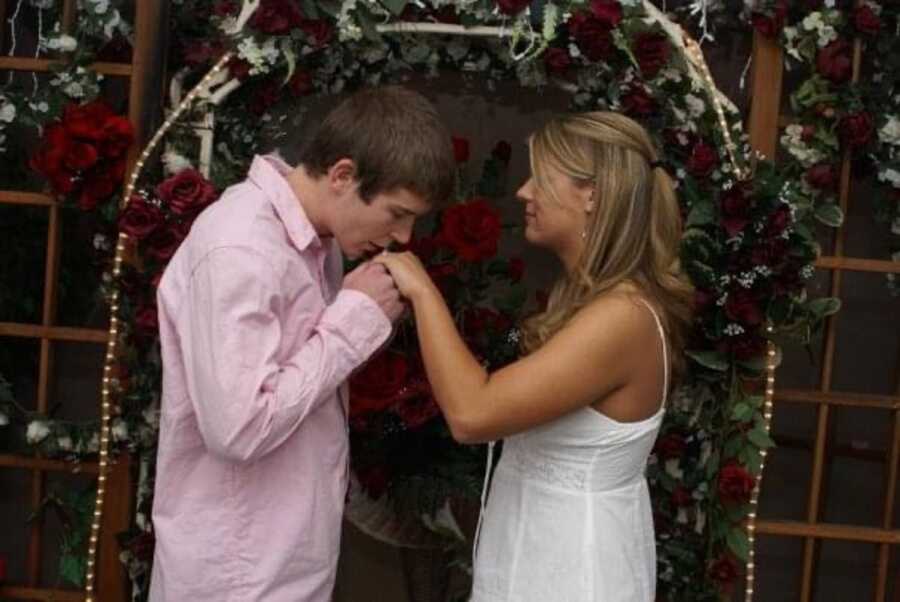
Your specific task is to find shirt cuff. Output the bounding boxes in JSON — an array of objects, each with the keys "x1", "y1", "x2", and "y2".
[{"x1": 320, "y1": 289, "x2": 394, "y2": 364}]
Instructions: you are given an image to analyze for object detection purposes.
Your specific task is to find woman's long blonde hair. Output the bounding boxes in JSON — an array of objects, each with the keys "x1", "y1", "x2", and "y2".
[{"x1": 520, "y1": 112, "x2": 694, "y2": 381}]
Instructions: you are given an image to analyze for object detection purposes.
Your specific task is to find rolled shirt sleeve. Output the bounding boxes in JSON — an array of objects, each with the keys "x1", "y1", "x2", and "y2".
[{"x1": 178, "y1": 245, "x2": 392, "y2": 462}]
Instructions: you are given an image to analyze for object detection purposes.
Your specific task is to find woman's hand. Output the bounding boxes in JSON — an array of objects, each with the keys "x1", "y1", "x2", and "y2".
[{"x1": 373, "y1": 251, "x2": 436, "y2": 304}]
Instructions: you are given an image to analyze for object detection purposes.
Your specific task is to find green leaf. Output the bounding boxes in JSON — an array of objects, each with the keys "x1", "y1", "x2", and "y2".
[
  {"x1": 814, "y1": 202, "x2": 844, "y2": 227},
  {"x1": 726, "y1": 527, "x2": 751, "y2": 562},
  {"x1": 686, "y1": 201, "x2": 715, "y2": 227},
  {"x1": 730, "y1": 402, "x2": 754, "y2": 422},
  {"x1": 807, "y1": 297, "x2": 841, "y2": 318},
  {"x1": 380, "y1": 0, "x2": 409, "y2": 15},
  {"x1": 686, "y1": 350, "x2": 729, "y2": 371},
  {"x1": 59, "y1": 554, "x2": 85, "y2": 587},
  {"x1": 747, "y1": 427, "x2": 776, "y2": 450},
  {"x1": 301, "y1": 0, "x2": 320, "y2": 18}
]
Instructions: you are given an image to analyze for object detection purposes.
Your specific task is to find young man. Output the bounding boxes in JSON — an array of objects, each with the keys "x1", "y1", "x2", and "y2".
[{"x1": 148, "y1": 86, "x2": 454, "y2": 601}]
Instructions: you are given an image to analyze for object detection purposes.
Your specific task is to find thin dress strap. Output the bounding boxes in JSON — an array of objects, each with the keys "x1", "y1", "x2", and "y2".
[{"x1": 636, "y1": 298, "x2": 669, "y2": 407}]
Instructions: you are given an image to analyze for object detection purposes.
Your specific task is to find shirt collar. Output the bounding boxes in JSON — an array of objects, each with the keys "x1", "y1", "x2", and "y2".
[{"x1": 247, "y1": 153, "x2": 321, "y2": 252}]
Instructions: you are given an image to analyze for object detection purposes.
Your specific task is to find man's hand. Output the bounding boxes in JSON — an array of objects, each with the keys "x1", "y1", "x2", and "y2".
[{"x1": 343, "y1": 261, "x2": 404, "y2": 322}]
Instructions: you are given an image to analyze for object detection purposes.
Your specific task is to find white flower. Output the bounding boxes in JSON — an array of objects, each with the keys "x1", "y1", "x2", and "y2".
[
  {"x1": 694, "y1": 509, "x2": 707, "y2": 534},
  {"x1": 0, "y1": 410, "x2": 8, "y2": 426},
  {"x1": 142, "y1": 404, "x2": 160, "y2": 429},
  {"x1": 724, "y1": 323, "x2": 745, "y2": 336},
  {"x1": 45, "y1": 34, "x2": 78, "y2": 52},
  {"x1": 111, "y1": 419, "x2": 129, "y2": 442},
  {"x1": 63, "y1": 82, "x2": 85, "y2": 98},
  {"x1": 92, "y1": 0, "x2": 110, "y2": 14},
  {"x1": 818, "y1": 25, "x2": 838, "y2": 47},
  {"x1": 685, "y1": 94, "x2": 706, "y2": 118},
  {"x1": 676, "y1": 507, "x2": 689, "y2": 524},
  {"x1": 664, "y1": 458, "x2": 683, "y2": 479},
  {"x1": 802, "y1": 13, "x2": 824, "y2": 31},
  {"x1": 26, "y1": 421, "x2": 51, "y2": 444},
  {"x1": 57, "y1": 436, "x2": 73, "y2": 451},
  {"x1": 0, "y1": 101, "x2": 16, "y2": 123},
  {"x1": 879, "y1": 117, "x2": 900, "y2": 146},
  {"x1": 878, "y1": 168, "x2": 900, "y2": 187},
  {"x1": 162, "y1": 149, "x2": 194, "y2": 175}
]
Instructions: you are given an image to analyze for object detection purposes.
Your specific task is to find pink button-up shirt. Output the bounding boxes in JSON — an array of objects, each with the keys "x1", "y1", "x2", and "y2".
[{"x1": 149, "y1": 155, "x2": 392, "y2": 602}]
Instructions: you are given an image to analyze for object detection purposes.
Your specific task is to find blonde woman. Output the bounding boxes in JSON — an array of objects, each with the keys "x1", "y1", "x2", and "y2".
[{"x1": 375, "y1": 112, "x2": 693, "y2": 601}]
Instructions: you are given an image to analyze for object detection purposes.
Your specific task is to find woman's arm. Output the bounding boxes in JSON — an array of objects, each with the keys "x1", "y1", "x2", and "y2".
[{"x1": 376, "y1": 252, "x2": 652, "y2": 443}]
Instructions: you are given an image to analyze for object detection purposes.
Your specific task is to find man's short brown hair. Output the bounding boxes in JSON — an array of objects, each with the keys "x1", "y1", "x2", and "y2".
[{"x1": 297, "y1": 86, "x2": 455, "y2": 207}]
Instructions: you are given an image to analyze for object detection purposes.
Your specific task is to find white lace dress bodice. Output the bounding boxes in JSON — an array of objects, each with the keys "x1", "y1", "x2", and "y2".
[{"x1": 470, "y1": 303, "x2": 667, "y2": 602}]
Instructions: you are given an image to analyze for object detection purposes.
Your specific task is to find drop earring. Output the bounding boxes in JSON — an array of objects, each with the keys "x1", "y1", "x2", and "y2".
[{"x1": 583, "y1": 189, "x2": 595, "y2": 241}]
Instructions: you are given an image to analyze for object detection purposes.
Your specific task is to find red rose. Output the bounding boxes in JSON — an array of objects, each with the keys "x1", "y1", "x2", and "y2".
[
  {"x1": 393, "y1": 395, "x2": 441, "y2": 429},
  {"x1": 839, "y1": 111, "x2": 873, "y2": 149},
  {"x1": 751, "y1": 0, "x2": 787, "y2": 38},
  {"x1": 718, "y1": 461, "x2": 755, "y2": 505},
  {"x1": 156, "y1": 169, "x2": 218, "y2": 216},
  {"x1": 452, "y1": 136, "x2": 470, "y2": 163},
  {"x1": 145, "y1": 222, "x2": 189, "y2": 263},
  {"x1": 134, "y1": 304, "x2": 159, "y2": 340},
  {"x1": 805, "y1": 162, "x2": 837, "y2": 191},
  {"x1": 508, "y1": 257, "x2": 525, "y2": 282},
  {"x1": 182, "y1": 41, "x2": 223, "y2": 67},
  {"x1": 590, "y1": 0, "x2": 623, "y2": 29},
  {"x1": 299, "y1": 19, "x2": 333, "y2": 47},
  {"x1": 31, "y1": 123, "x2": 70, "y2": 175},
  {"x1": 718, "y1": 332, "x2": 766, "y2": 361},
  {"x1": 350, "y1": 351, "x2": 410, "y2": 416},
  {"x1": 439, "y1": 198, "x2": 502, "y2": 262},
  {"x1": 766, "y1": 205, "x2": 791, "y2": 236},
  {"x1": 64, "y1": 141, "x2": 100, "y2": 171},
  {"x1": 492, "y1": 140, "x2": 513, "y2": 163},
  {"x1": 632, "y1": 32, "x2": 670, "y2": 79},
  {"x1": 854, "y1": 4, "x2": 881, "y2": 35},
  {"x1": 402, "y1": 235, "x2": 439, "y2": 263},
  {"x1": 463, "y1": 307, "x2": 511, "y2": 337},
  {"x1": 654, "y1": 433, "x2": 686, "y2": 459},
  {"x1": 686, "y1": 141, "x2": 718, "y2": 178},
  {"x1": 79, "y1": 171, "x2": 117, "y2": 211},
  {"x1": 213, "y1": 0, "x2": 239, "y2": 16},
  {"x1": 708, "y1": 554, "x2": 740, "y2": 590},
  {"x1": 725, "y1": 289, "x2": 763, "y2": 326},
  {"x1": 816, "y1": 39, "x2": 852, "y2": 84},
  {"x1": 228, "y1": 57, "x2": 252, "y2": 80},
  {"x1": 495, "y1": 0, "x2": 530, "y2": 15},
  {"x1": 720, "y1": 184, "x2": 753, "y2": 237},
  {"x1": 119, "y1": 196, "x2": 164, "y2": 240},
  {"x1": 544, "y1": 47, "x2": 572, "y2": 75},
  {"x1": 694, "y1": 289, "x2": 715, "y2": 312},
  {"x1": 568, "y1": 12, "x2": 613, "y2": 62},
  {"x1": 671, "y1": 486, "x2": 692, "y2": 507},
  {"x1": 63, "y1": 100, "x2": 115, "y2": 141},
  {"x1": 751, "y1": 238, "x2": 788, "y2": 267},
  {"x1": 250, "y1": 79, "x2": 280, "y2": 115},
  {"x1": 621, "y1": 85, "x2": 655, "y2": 116},
  {"x1": 100, "y1": 115, "x2": 134, "y2": 158},
  {"x1": 427, "y1": 262, "x2": 457, "y2": 295},
  {"x1": 289, "y1": 70, "x2": 313, "y2": 96},
  {"x1": 249, "y1": 0, "x2": 304, "y2": 34}
]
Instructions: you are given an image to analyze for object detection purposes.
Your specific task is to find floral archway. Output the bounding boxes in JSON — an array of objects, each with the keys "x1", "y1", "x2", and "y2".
[{"x1": 6, "y1": 0, "x2": 859, "y2": 600}]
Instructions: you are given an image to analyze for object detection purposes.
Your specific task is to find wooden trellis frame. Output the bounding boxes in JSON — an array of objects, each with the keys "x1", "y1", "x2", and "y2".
[
  {"x1": 747, "y1": 31, "x2": 900, "y2": 602},
  {"x1": 0, "y1": 2, "x2": 167, "y2": 600}
]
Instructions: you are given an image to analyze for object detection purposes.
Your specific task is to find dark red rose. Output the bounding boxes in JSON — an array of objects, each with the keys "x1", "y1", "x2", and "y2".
[
  {"x1": 806, "y1": 162, "x2": 837, "y2": 191},
  {"x1": 350, "y1": 351, "x2": 409, "y2": 416},
  {"x1": 452, "y1": 136, "x2": 470, "y2": 163},
  {"x1": 508, "y1": 257, "x2": 525, "y2": 282},
  {"x1": 718, "y1": 332, "x2": 766, "y2": 361},
  {"x1": 718, "y1": 461, "x2": 755, "y2": 505},
  {"x1": 228, "y1": 57, "x2": 252, "y2": 80},
  {"x1": 544, "y1": 47, "x2": 572, "y2": 75},
  {"x1": 590, "y1": 0, "x2": 623, "y2": 29},
  {"x1": 686, "y1": 141, "x2": 718, "y2": 178},
  {"x1": 694, "y1": 289, "x2": 715, "y2": 312},
  {"x1": 492, "y1": 140, "x2": 513, "y2": 163},
  {"x1": 720, "y1": 184, "x2": 753, "y2": 237},
  {"x1": 401, "y1": 235, "x2": 439, "y2": 263},
  {"x1": 250, "y1": 79, "x2": 280, "y2": 115},
  {"x1": 839, "y1": 111, "x2": 873, "y2": 149},
  {"x1": 356, "y1": 464, "x2": 391, "y2": 499},
  {"x1": 671, "y1": 486, "x2": 693, "y2": 507},
  {"x1": 463, "y1": 307, "x2": 511, "y2": 337},
  {"x1": 633, "y1": 32, "x2": 670, "y2": 78},
  {"x1": 79, "y1": 172, "x2": 117, "y2": 211},
  {"x1": 751, "y1": 238, "x2": 788, "y2": 267},
  {"x1": 766, "y1": 205, "x2": 791, "y2": 236},
  {"x1": 621, "y1": 85, "x2": 656, "y2": 116},
  {"x1": 289, "y1": 70, "x2": 313, "y2": 96},
  {"x1": 708, "y1": 554, "x2": 740, "y2": 590},
  {"x1": 156, "y1": 169, "x2": 218, "y2": 216},
  {"x1": 725, "y1": 289, "x2": 764, "y2": 326},
  {"x1": 299, "y1": 19, "x2": 333, "y2": 47},
  {"x1": 816, "y1": 39, "x2": 852, "y2": 84},
  {"x1": 213, "y1": 0, "x2": 239, "y2": 16},
  {"x1": 751, "y1": 0, "x2": 787, "y2": 38},
  {"x1": 800, "y1": 125, "x2": 816, "y2": 142},
  {"x1": 134, "y1": 303, "x2": 159, "y2": 340},
  {"x1": 31, "y1": 123, "x2": 70, "y2": 175},
  {"x1": 854, "y1": 4, "x2": 881, "y2": 35},
  {"x1": 119, "y1": 196, "x2": 164, "y2": 240},
  {"x1": 96, "y1": 35, "x2": 132, "y2": 62},
  {"x1": 439, "y1": 198, "x2": 502, "y2": 262},
  {"x1": 427, "y1": 262, "x2": 458, "y2": 295},
  {"x1": 63, "y1": 100, "x2": 115, "y2": 141},
  {"x1": 100, "y1": 115, "x2": 134, "y2": 158},
  {"x1": 145, "y1": 222, "x2": 189, "y2": 263},
  {"x1": 568, "y1": 12, "x2": 613, "y2": 62},
  {"x1": 654, "y1": 433, "x2": 686, "y2": 459},
  {"x1": 249, "y1": 0, "x2": 304, "y2": 34},
  {"x1": 64, "y1": 141, "x2": 99, "y2": 171},
  {"x1": 182, "y1": 41, "x2": 223, "y2": 67},
  {"x1": 495, "y1": 0, "x2": 530, "y2": 15},
  {"x1": 393, "y1": 395, "x2": 441, "y2": 429}
]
